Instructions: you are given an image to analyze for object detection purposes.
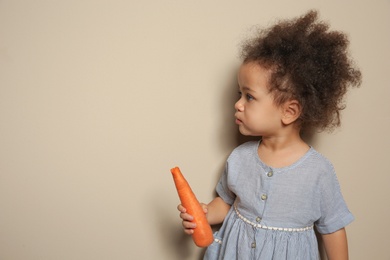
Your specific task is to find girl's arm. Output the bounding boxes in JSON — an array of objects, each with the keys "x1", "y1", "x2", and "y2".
[
  {"x1": 321, "y1": 228, "x2": 349, "y2": 260},
  {"x1": 178, "y1": 196, "x2": 230, "y2": 234},
  {"x1": 205, "y1": 197, "x2": 231, "y2": 225}
]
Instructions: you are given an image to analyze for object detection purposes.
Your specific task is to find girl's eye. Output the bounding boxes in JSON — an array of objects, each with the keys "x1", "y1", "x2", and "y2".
[
  {"x1": 246, "y1": 93, "x2": 254, "y2": 101},
  {"x1": 238, "y1": 91, "x2": 254, "y2": 101}
]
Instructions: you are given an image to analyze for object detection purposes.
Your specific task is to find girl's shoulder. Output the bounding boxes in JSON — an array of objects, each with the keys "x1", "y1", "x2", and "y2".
[
  {"x1": 235, "y1": 140, "x2": 259, "y2": 150},
  {"x1": 230, "y1": 140, "x2": 259, "y2": 156},
  {"x1": 297, "y1": 148, "x2": 340, "y2": 184},
  {"x1": 308, "y1": 148, "x2": 335, "y2": 171},
  {"x1": 225, "y1": 141, "x2": 260, "y2": 166}
]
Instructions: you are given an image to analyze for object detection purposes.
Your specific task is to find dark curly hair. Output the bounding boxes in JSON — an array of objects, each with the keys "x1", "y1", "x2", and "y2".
[{"x1": 240, "y1": 10, "x2": 362, "y2": 132}]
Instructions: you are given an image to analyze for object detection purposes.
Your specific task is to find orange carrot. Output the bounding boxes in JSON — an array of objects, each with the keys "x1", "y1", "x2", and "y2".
[{"x1": 170, "y1": 166, "x2": 214, "y2": 247}]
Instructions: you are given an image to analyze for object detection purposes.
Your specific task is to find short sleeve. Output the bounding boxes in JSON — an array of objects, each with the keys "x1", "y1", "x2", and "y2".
[
  {"x1": 315, "y1": 165, "x2": 354, "y2": 234},
  {"x1": 215, "y1": 162, "x2": 236, "y2": 205}
]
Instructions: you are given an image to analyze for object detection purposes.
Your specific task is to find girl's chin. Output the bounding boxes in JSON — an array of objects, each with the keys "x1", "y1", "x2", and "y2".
[
  {"x1": 238, "y1": 127, "x2": 252, "y2": 136},
  {"x1": 238, "y1": 127, "x2": 261, "y2": 137}
]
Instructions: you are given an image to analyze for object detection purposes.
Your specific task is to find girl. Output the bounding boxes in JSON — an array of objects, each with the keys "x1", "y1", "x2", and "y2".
[{"x1": 178, "y1": 10, "x2": 361, "y2": 259}]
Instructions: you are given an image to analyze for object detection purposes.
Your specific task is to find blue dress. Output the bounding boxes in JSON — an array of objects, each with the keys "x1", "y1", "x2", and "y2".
[{"x1": 204, "y1": 141, "x2": 354, "y2": 260}]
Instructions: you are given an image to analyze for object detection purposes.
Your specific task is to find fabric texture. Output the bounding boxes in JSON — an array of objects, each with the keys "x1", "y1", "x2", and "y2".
[{"x1": 204, "y1": 141, "x2": 354, "y2": 260}]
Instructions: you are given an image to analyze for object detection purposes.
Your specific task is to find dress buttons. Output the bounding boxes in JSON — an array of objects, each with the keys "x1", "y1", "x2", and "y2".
[
  {"x1": 256, "y1": 217, "x2": 262, "y2": 222},
  {"x1": 251, "y1": 242, "x2": 256, "y2": 248},
  {"x1": 267, "y1": 171, "x2": 273, "y2": 177},
  {"x1": 261, "y1": 194, "x2": 267, "y2": 200}
]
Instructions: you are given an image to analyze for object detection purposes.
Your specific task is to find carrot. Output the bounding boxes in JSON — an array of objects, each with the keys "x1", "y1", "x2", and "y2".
[{"x1": 170, "y1": 166, "x2": 214, "y2": 247}]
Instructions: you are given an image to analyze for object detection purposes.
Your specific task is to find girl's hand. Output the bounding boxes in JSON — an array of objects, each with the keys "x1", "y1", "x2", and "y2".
[{"x1": 177, "y1": 203, "x2": 208, "y2": 235}]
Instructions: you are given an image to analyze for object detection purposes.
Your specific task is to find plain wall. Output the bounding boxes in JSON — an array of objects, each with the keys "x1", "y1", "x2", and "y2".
[{"x1": 1, "y1": 1, "x2": 389, "y2": 259}]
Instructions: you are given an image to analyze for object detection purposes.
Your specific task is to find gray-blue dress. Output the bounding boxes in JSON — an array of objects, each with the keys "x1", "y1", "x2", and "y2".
[{"x1": 204, "y1": 141, "x2": 354, "y2": 260}]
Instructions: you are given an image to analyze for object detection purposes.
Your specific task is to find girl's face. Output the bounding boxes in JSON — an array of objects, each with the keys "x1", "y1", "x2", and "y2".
[{"x1": 235, "y1": 62, "x2": 284, "y2": 137}]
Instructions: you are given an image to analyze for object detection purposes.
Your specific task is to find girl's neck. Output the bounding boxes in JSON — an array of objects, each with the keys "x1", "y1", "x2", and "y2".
[
  {"x1": 258, "y1": 133, "x2": 310, "y2": 168},
  {"x1": 260, "y1": 133, "x2": 304, "y2": 149}
]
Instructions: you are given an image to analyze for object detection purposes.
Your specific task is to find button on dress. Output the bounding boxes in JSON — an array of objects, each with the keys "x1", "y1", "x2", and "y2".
[{"x1": 204, "y1": 141, "x2": 354, "y2": 260}]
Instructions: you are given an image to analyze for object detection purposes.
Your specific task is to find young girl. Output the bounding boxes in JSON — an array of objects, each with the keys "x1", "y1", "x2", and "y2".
[{"x1": 178, "y1": 10, "x2": 361, "y2": 259}]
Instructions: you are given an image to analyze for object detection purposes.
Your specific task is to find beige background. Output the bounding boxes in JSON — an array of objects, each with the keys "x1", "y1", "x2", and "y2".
[{"x1": 1, "y1": 1, "x2": 389, "y2": 259}]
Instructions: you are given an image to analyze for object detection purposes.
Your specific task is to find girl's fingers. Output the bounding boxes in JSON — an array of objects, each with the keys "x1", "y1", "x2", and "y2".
[
  {"x1": 180, "y1": 212, "x2": 194, "y2": 221},
  {"x1": 176, "y1": 204, "x2": 197, "y2": 235},
  {"x1": 177, "y1": 204, "x2": 186, "y2": 213},
  {"x1": 184, "y1": 228, "x2": 194, "y2": 235},
  {"x1": 182, "y1": 220, "x2": 196, "y2": 229},
  {"x1": 200, "y1": 203, "x2": 208, "y2": 214}
]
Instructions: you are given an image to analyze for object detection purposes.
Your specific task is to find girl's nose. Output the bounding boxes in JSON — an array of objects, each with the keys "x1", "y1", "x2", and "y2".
[{"x1": 235, "y1": 98, "x2": 244, "y2": 111}]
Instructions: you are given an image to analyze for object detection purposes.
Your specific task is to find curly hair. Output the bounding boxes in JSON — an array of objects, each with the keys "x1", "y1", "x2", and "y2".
[{"x1": 240, "y1": 10, "x2": 362, "y2": 132}]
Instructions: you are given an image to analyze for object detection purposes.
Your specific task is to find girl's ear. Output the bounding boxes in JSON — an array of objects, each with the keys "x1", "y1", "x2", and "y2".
[{"x1": 281, "y1": 100, "x2": 302, "y2": 125}]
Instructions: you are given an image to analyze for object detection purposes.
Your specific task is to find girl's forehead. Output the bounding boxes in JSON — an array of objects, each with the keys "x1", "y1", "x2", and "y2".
[
  {"x1": 239, "y1": 62, "x2": 271, "y2": 76},
  {"x1": 238, "y1": 62, "x2": 272, "y2": 94},
  {"x1": 238, "y1": 62, "x2": 271, "y2": 83}
]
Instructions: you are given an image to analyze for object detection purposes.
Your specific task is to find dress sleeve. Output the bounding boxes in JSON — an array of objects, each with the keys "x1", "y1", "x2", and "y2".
[
  {"x1": 215, "y1": 162, "x2": 236, "y2": 205},
  {"x1": 315, "y1": 165, "x2": 354, "y2": 234}
]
